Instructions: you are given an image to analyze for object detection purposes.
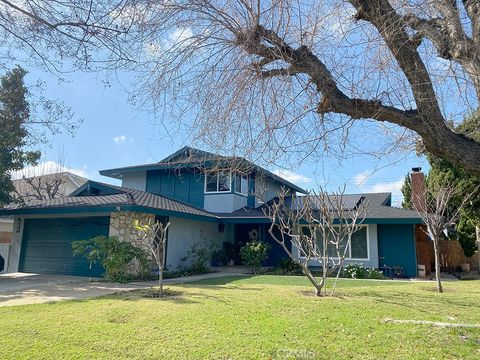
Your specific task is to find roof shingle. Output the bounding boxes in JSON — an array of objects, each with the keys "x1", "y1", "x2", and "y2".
[
  {"x1": 2, "y1": 181, "x2": 216, "y2": 219},
  {"x1": 1, "y1": 181, "x2": 421, "y2": 223}
]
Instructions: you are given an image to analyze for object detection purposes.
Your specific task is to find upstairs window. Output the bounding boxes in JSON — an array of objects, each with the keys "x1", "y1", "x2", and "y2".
[
  {"x1": 205, "y1": 171, "x2": 231, "y2": 193},
  {"x1": 234, "y1": 171, "x2": 249, "y2": 195},
  {"x1": 205, "y1": 172, "x2": 218, "y2": 192}
]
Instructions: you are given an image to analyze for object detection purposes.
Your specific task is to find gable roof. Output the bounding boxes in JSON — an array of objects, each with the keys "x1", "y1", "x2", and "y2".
[
  {"x1": 99, "y1": 146, "x2": 307, "y2": 194},
  {"x1": 0, "y1": 180, "x2": 421, "y2": 224},
  {"x1": 2, "y1": 181, "x2": 217, "y2": 221},
  {"x1": 12, "y1": 172, "x2": 88, "y2": 201},
  {"x1": 287, "y1": 194, "x2": 366, "y2": 211},
  {"x1": 216, "y1": 192, "x2": 422, "y2": 224}
]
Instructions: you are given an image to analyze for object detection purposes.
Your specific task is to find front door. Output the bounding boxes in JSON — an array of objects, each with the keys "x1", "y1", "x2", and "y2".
[{"x1": 234, "y1": 224, "x2": 261, "y2": 265}]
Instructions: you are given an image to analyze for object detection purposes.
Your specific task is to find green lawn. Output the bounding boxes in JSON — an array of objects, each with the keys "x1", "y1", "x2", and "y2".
[{"x1": 1, "y1": 276, "x2": 480, "y2": 359}]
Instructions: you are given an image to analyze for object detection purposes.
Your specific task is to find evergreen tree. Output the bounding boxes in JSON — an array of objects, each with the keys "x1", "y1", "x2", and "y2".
[
  {"x1": 425, "y1": 113, "x2": 480, "y2": 257},
  {"x1": 401, "y1": 112, "x2": 480, "y2": 256},
  {"x1": 401, "y1": 174, "x2": 412, "y2": 210},
  {"x1": 0, "y1": 66, "x2": 40, "y2": 205},
  {"x1": 426, "y1": 163, "x2": 480, "y2": 256}
]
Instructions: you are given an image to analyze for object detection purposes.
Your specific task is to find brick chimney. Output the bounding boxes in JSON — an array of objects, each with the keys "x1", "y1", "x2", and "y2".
[{"x1": 411, "y1": 167, "x2": 426, "y2": 212}]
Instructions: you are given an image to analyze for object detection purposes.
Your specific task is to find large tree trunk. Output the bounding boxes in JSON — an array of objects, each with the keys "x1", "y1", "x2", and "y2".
[
  {"x1": 420, "y1": 126, "x2": 480, "y2": 177},
  {"x1": 433, "y1": 239, "x2": 443, "y2": 293}
]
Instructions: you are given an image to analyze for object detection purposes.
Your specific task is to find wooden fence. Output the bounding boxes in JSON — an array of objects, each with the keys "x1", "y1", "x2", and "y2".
[{"x1": 415, "y1": 224, "x2": 476, "y2": 274}]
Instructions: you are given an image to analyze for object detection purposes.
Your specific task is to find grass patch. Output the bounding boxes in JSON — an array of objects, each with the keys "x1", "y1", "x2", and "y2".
[{"x1": 1, "y1": 276, "x2": 479, "y2": 359}]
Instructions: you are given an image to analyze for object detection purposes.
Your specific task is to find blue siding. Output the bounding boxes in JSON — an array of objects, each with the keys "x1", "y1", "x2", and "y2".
[
  {"x1": 146, "y1": 171, "x2": 161, "y2": 194},
  {"x1": 174, "y1": 174, "x2": 189, "y2": 203},
  {"x1": 377, "y1": 224, "x2": 417, "y2": 277},
  {"x1": 146, "y1": 169, "x2": 204, "y2": 208},
  {"x1": 262, "y1": 224, "x2": 290, "y2": 266},
  {"x1": 189, "y1": 173, "x2": 204, "y2": 207},
  {"x1": 162, "y1": 173, "x2": 175, "y2": 195}
]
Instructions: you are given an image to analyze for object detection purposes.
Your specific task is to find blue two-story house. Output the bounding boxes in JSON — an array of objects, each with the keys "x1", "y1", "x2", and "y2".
[{"x1": 0, "y1": 147, "x2": 423, "y2": 277}]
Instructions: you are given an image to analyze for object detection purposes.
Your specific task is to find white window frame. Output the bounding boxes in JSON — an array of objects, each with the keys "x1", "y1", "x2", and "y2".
[
  {"x1": 296, "y1": 225, "x2": 370, "y2": 261},
  {"x1": 204, "y1": 171, "x2": 232, "y2": 194},
  {"x1": 233, "y1": 171, "x2": 249, "y2": 196}
]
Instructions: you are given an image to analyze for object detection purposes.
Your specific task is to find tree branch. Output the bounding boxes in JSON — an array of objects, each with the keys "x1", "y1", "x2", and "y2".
[
  {"x1": 463, "y1": 0, "x2": 480, "y2": 42},
  {"x1": 234, "y1": 4, "x2": 480, "y2": 175},
  {"x1": 402, "y1": 5, "x2": 480, "y2": 102}
]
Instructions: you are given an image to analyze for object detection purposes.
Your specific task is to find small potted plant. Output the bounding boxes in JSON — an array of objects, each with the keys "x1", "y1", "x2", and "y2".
[{"x1": 460, "y1": 263, "x2": 471, "y2": 272}]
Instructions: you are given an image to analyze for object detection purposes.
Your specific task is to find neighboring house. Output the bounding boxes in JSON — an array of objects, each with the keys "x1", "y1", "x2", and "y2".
[
  {"x1": 0, "y1": 147, "x2": 422, "y2": 277},
  {"x1": 12, "y1": 172, "x2": 88, "y2": 203},
  {"x1": 0, "y1": 172, "x2": 88, "y2": 273}
]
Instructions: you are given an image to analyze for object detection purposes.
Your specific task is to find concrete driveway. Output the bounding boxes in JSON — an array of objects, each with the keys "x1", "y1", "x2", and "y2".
[
  {"x1": 0, "y1": 271, "x2": 245, "y2": 307},
  {"x1": 0, "y1": 273, "x2": 148, "y2": 307}
]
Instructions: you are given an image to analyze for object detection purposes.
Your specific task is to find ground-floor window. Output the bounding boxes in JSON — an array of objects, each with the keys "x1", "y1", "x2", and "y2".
[{"x1": 298, "y1": 225, "x2": 369, "y2": 260}]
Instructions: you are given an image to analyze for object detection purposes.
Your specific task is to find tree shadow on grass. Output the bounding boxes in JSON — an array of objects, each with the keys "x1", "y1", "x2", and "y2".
[
  {"x1": 51, "y1": 275, "x2": 265, "y2": 306},
  {"x1": 182, "y1": 276, "x2": 266, "y2": 293},
  {"x1": 353, "y1": 287, "x2": 477, "y2": 315},
  {"x1": 100, "y1": 288, "x2": 201, "y2": 305},
  {"x1": 101, "y1": 285, "x2": 252, "y2": 305},
  {"x1": 183, "y1": 275, "x2": 253, "y2": 286},
  {"x1": 167, "y1": 274, "x2": 265, "y2": 291}
]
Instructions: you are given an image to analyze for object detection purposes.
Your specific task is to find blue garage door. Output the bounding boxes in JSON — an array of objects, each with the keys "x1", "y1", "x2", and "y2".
[{"x1": 19, "y1": 217, "x2": 109, "y2": 277}]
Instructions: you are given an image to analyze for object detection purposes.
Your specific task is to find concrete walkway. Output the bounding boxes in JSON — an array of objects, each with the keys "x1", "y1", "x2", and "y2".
[{"x1": 0, "y1": 271, "x2": 246, "y2": 307}]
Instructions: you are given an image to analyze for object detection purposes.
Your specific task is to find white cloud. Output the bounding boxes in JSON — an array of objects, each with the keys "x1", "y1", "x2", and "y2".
[
  {"x1": 110, "y1": 3, "x2": 150, "y2": 27},
  {"x1": 325, "y1": 4, "x2": 356, "y2": 36},
  {"x1": 370, "y1": 179, "x2": 404, "y2": 206},
  {"x1": 369, "y1": 179, "x2": 404, "y2": 195},
  {"x1": 170, "y1": 27, "x2": 193, "y2": 45},
  {"x1": 353, "y1": 170, "x2": 404, "y2": 206},
  {"x1": 145, "y1": 42, "x2": 162, "y2": 56},
  {"x1": 273, "y1": 170, "x2": 313, "y2": 184},
  {"x1": 145, "y1": 27, "x2": 194, "y2": 57},
  {"x1": 113, "y1": 135, "x2": 133, "y2": 145},
  {"x1": 353, "y1": 170, "x2": 370, "y2": 186},
  {"x1": 10, "y1": 161, "x2": 89, "y2": 180}
]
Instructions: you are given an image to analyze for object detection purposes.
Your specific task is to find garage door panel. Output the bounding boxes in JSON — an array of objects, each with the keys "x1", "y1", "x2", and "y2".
[{"x1": 20, "y1": 217, "x2": 109, "y2": 277}]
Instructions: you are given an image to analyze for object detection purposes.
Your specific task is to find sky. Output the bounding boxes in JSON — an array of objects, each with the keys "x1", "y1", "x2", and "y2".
[
  {"x1": 14, "y1": 66, "x2": 428, "y2": 207},
  {"x1": 1, "y1": 0, "x2": 445, "y2": 207}
]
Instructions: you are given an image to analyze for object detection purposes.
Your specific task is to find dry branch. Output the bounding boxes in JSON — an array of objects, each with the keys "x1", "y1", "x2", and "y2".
[
  {"x1": 125, "y1": 0, "x2": 480, "y2": 175},
  {"x1": 265, "y1": 186, "x2": 366, "y2": 296}
]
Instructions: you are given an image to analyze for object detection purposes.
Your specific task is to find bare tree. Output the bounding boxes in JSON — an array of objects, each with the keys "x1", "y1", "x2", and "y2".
[
  {"x1": 115, "y1": 0, "x2": 480, "y2": 176},
  {"x1": 265, "y1": 187, "x2": 366, "y2": 296},
  {"x1": 10, "y1": 157, "x2": 87, "y2": 204},
  {"x1": 0, "y1": 0, "x2": 141, "y2": 72},
  {"x1": 413, "y1": 184, "x2": 471, "y2": 293},
  {"x1": 13, "y1": 175, "x2": 65, "y2": 202},
  {"x1": 4, "y1": 2, "x2": 480, "y2": 176},
  {"x1": 134, "y1": 218, "x2": 170, "y2": 297}
]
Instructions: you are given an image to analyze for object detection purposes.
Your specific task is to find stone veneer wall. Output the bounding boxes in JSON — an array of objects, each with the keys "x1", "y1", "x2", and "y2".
[{"x1": 109, "y1": 211, "x2": 156, "y2": 275}]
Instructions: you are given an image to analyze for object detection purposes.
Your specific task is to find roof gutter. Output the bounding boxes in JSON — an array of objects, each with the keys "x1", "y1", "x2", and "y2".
[{"x1": 0, "y1": 204, "x2": 220, "y2": 223}]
